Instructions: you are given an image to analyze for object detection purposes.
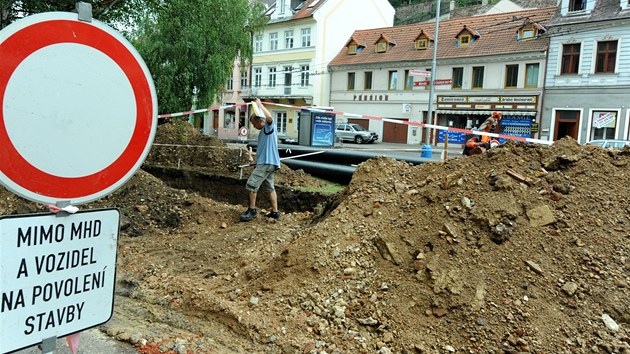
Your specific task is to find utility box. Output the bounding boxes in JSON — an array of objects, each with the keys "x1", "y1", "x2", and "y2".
[{"x1": 298, "y1": 108, "x2": 336, "y2": 147}]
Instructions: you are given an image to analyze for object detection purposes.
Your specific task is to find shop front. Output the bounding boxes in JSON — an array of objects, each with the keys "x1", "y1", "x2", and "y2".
[{"x1": 435, "y1": 95, "x2": 539, "y2": 144}]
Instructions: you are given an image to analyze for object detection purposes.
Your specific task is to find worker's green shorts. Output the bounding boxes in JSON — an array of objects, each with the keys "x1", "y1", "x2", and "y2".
[{"x1": 246, "y1": 165, "x2": 276, "y2": 193}]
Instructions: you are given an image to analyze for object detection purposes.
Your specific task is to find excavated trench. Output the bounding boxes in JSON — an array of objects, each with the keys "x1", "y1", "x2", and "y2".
[{"x1": 143, "y1": 166, "x2": 341, "y2": 214}]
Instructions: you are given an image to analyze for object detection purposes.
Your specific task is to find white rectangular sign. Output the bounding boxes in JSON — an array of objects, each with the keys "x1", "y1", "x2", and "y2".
[
  {"x1": 593, "y1": 112, "x2": 615, "y2": 128},
  {"x1": 0, "y1": 209, "x2": 119, "y2": 353},
  {"x1": 410, "y1": 70, "x2": 431, "y2": 77}
]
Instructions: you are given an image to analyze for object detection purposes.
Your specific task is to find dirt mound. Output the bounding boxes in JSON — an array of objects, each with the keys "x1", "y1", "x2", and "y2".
[
  {"x1": 147, "y1": 121, "x2": 329, "y2": 190},
  {"x1": 1, "y1": 136, "x2": 628, "y2": 353}
]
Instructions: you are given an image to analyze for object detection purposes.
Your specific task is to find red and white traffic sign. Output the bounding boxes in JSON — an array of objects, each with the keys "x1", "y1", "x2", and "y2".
[
  {"x1": 0, "y1": 12, "x2": 157, "y2": 205},
  {"x1": 239, "y1": 126, "x2": 249, "y2": 137}
]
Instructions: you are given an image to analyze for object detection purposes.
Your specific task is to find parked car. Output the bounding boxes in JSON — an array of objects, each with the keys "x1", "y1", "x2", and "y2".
[
  {"x1": 335, "y1": 123, "x2": 378, "y2": 144},
  {"x1": 586, "y1": 139, "x2": 630, "y2": 150}
]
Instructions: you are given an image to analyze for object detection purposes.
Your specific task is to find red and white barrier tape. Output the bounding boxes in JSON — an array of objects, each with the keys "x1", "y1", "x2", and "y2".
[
  {"x1": 157, "y1": 103, "x2": 247, "y2": 119},
  {"x1": 157, "y1": 101, "x2": 551, "y2": 145},
  {"x1": 267, "y1": 102, "x2": 552, "y2": 145}
]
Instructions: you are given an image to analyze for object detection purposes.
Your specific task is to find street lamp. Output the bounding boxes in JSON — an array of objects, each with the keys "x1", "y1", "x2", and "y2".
[{"x1": 425, "y1": 0, "x2": 442, "y2": 145}]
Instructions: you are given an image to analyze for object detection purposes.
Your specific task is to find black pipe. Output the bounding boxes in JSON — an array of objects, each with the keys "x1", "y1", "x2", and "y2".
[
  {"x1": 251, "y1": 143, "x2": 431, "y2": 165},
  {"x1": 281, "y1": 159, "x2": 355, "y2": 184}
]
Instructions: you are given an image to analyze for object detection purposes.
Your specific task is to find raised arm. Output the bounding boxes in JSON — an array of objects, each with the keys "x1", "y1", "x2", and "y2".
[{"x1": 256, "y1": 98, "x2": 273, "y2": 124}]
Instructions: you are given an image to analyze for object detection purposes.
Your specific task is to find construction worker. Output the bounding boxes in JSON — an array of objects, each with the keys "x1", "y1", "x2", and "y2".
[{"x1": 462, "y1": 112, "x2": 502, "y2": 156}]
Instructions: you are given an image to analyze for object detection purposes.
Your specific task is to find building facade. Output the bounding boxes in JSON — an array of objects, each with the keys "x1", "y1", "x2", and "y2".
[
  {"x1": 220, "y1": 0, "x2": 395, "y2": 141},
  {"x1": 541, "y1": 0, "x2": 630, "y2": 143},
  {"x1": 328, "y1": 7, "x2": 557, "y2": 145}
]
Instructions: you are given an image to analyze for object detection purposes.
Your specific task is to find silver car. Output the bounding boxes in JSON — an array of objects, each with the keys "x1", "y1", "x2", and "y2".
[
  {"x1": 335, "y1": 123, "x2": 378, "y2": 144},
  {"x1": 587, "y1": 139, "x2": 630, "y2": 149}
]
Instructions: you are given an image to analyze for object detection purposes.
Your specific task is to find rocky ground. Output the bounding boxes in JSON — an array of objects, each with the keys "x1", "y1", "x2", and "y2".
[{"x1": 1, "y1": 121, "x2": 628, "y2": 353}]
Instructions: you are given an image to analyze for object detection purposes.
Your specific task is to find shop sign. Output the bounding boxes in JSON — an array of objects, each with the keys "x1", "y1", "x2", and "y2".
[
  {"x1": 500, "y1": 96, "x2": 537, "y2": 103},
  {"x1": 353, "y1": 94, "x2": 389, "y2": 101}
]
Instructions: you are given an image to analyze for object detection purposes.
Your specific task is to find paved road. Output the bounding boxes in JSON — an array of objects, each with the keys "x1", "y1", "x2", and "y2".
[
  {"x1": 14, "y1": 328, "x2": 136, "y2": 354},
  {"x1": 332, "y1": 141, "x2": 464, "y2": 159}
]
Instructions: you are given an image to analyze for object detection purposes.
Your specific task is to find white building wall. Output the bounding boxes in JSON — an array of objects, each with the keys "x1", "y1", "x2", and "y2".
[
  {"x1": 313, "y1": 0, "x2": 395, "y2": 106},
  {"x1": 546, "y1": 24, "x2": 630, "y2": 87}
]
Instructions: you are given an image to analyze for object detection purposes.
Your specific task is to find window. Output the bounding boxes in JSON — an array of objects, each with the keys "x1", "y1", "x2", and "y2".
[
  {"x1": 518, "y1": 26, "x2": 537, "y2": 41},
  {"x1": 472, "y1": 66, "x2": 484, "y2": 89},
  {"x1": 268, "y1": 67, "x2": 276, "y2": 88},
  {"x1": 240, "y1": 71, "x2": 248, "y2": 87},
  {"x1": 525, "y1": 63, "x2": 539, "y2": 87},
  {"x1": 596, "y1": 40, "x2": 617, "y2": 73},
  {"x1": 300, "y1": 65, "x2": 309, "y2": 87},
  {"x1": 254, "y1": 35, "x2": 263, "y2": 52},
  {"x1": 388, "y1": 70, "x2": 398, "y2": 90},
  {"x1": 521, "y1": 29, "x2": 534, "y2": 40},
  {"x1": 276, "y1": 111, "x2": 287, "y2": 135},
  {"x1": 569, "y1": 0, "x2": 586, "y2": 12},
  {"x1": 269, "y1": 32, "x2": 278, "y2": 51},
  {"x1": 227, "y1": 75, "x2": 233, "y2": 90},
  {"x1": 505, "y1": 64, "x2": 518, "y2": 88},
  {"x1": 348, "y1": 45, "x2": 357, "y2": 55},
  {"x1": 347, "y1": 72, "x2": 355, "y2": 91},
  {"x1": 376, "y1": 42, "x2": 387, "y2": 53},
  {"x1": 285, "y1": 30, "x2": 294, "y2": 49},
  {"x1": 254, "y1": 68, "x2": 262, "y2": 87},
  {"x1": 364, "y1": 71, "x2": 373, "y2": 90},
  {"x1": 561, "y1": 43, "x2": 580, "y2": 74},
  {"x1": 451, "y1": 67, "x2": 463, "y2": 89},
  {"x1": 279, "y1": 0, "x2": 286, "y2": 14},
  {"x1": 301, "y1": 28, "x2": 311, "y2": 47},
  {"x1": 404, "y1": 70, "x2": 414, "y2": 90},
  {"x1": 416, "y1": 39, "x2": 428, "y2": 49},
  {"x1": 224, "y1": 111, "x2": 235, "y2": 129},
  {"x1": 459, "y1": 34, "x2": 471, "y2": 46},
  {"x1": 591, "y1": 111, "x2": 617, "y2": 140}
]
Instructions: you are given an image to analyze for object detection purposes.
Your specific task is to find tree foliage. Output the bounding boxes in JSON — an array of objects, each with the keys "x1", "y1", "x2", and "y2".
[
  {"x1": 132, "y1": 0, "x2": 266, "y2": 114},
  {"x1": 1, "y1": 0, "x2": 266, "y2": 116},
  {"x1": 0, "y1": 0, "x2": 159, "y2": 30}
]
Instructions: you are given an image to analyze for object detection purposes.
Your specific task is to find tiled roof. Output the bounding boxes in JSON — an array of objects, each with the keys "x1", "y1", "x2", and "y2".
[
  {"x1": 291, "y1": 0, "x2": 326, "y2": 20},
  {"x1": 329, "y1": 6, "x2": 557, "y2": 67}
]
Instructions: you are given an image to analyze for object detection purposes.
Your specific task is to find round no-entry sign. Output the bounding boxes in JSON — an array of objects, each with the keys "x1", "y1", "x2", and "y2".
[{"x1": 0, "y1": 12, "x2": 157, "y2": 205}]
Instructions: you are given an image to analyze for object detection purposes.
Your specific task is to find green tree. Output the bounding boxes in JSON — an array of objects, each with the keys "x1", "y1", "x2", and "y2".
[
  {"x1": 1, "y1": 0, "x2": 266, "y2": 117},
  {"x1": 132, "y1": 0, "x2": 265, "y2": 115}
]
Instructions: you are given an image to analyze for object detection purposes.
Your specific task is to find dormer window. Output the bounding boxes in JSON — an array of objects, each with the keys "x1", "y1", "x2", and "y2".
[
  {"x1": 561, "y1": 0, "x2": 593, "y2": 16},
  {"x1": 345, "y1": 38, "x2": 365, "y2": 55},
  {"x1": 414, "y1": 30, "x2": 433, "y2": 50},
  {"x1": 517, "y1": 19, "x2": 546, "y2": 41},
  {"x1": 455, "y1": 25, "x2": 479, "y2": 47},
  {"x1": 374, "y1": 34, "x2": 395, "y2": 53},
  {"x1": 416, "y1": 39, "x2": 429, "y2": 49}
]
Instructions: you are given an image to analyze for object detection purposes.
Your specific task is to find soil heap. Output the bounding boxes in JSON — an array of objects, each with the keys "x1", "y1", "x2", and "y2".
[{"x1": 1, "y1": 122, "x2": 628, "y2": 354}]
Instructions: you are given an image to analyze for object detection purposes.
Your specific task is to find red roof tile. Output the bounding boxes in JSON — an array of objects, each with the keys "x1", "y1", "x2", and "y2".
[{"x1": 329, "y1": 6, "x2": 557, "y2": 67}]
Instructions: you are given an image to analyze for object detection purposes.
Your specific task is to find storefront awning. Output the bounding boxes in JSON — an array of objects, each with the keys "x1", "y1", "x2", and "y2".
[{"x1": 436, "y1": 110, "x2": 536, "y2": 116}]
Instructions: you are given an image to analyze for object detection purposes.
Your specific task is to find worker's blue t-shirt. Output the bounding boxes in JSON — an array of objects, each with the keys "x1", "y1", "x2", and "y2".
[{"x1": 257, "y1": 120, "x2": 280, "y2": 169}]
